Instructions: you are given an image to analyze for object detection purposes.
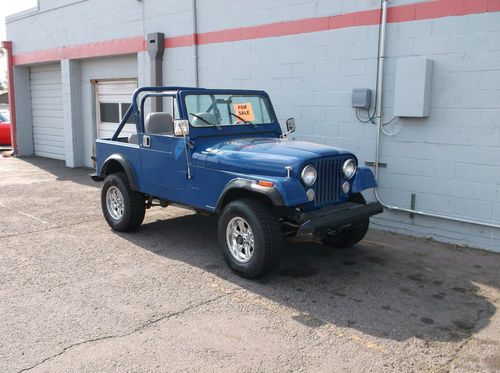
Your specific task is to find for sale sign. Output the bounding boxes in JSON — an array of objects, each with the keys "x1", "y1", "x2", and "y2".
[{"x1": 232, "y1": 103, "x2": 256, "y2": 122}]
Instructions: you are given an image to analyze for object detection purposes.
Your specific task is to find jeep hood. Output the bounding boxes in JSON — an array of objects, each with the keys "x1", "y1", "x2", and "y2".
[{"x1": 203, "y1": 137, "x2": 351, "y2": 177}]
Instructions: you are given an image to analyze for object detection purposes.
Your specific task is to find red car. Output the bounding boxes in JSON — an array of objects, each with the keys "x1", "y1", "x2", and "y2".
[{"x1": 0, "y1": 111, "x2": 11, "y2": 146}]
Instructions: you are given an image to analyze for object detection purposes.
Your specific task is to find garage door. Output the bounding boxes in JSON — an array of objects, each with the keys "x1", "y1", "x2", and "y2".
[
  {"x1": 96, "y1": 80, "x2": 137, "y2": 139},
  {"x1": 30, "y1": 63, "x2": 65, "y2": 160}
]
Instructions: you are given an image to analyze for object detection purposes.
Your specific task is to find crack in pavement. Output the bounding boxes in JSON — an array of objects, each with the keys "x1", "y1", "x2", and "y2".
[
  {"x1": 0, "y1": 208, "x2": 187, "y2": 240},
  {"x1": 16, "y1": 290, "x2": 238, "y2": 373},
  {"x1": 0, "y1": 218, "x2": 103, "y2": 240}
]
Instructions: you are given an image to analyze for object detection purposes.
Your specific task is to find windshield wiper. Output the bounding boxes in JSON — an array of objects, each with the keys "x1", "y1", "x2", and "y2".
[
  {"x1": 229, "y1": 112, "x2": 258, "y2": 128},
  {"x1": 189, "y1": 113, "x2": 221, "y2": 130}
]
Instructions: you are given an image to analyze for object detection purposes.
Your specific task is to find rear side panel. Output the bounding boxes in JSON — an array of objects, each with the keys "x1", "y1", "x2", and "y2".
[{"x1": 95, "y1": 139, "x2": 143, "y2": 191}]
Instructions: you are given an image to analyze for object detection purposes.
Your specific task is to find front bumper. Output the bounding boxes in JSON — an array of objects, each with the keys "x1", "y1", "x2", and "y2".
[{"x1": 296, "y1": 201, "x2": 383, "y2": 238}]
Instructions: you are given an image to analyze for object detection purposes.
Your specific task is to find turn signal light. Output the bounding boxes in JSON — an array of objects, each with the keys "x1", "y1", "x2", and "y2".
[{"x1": 258, "y1": 180, "x2": 274, "y2": 187}]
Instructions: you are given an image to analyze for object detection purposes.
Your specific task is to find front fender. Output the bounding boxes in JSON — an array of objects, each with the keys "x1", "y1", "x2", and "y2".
[
  {"x1": 216, "y1": 178, "x2": 285, "y2": 212},
  {"x1": 351, "y1": 166, "x2": 377, "y2": 193}
]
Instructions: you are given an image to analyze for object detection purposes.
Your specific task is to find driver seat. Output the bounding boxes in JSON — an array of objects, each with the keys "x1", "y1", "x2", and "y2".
[{"x1": 145, "y1": 112, "x2": 174, "y2": 135}]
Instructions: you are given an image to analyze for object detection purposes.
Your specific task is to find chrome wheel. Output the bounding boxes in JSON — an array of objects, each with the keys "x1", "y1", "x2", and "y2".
[
  {"x1": 226, "y1": 216, "x2": 255, "y2": 263},
  {"x1": 106, "y1": 186, "x2": 124, "y2": 220}
]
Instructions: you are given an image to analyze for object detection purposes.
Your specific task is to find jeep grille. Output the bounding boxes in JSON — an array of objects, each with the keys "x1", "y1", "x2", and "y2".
[{"x1": 311, "y1": 157, "x2": 346, "y2": 207}]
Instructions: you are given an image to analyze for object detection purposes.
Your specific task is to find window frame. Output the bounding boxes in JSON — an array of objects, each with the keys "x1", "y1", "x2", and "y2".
[
  {"x1": 95, "y1": 78, "x2": 137, "y2": 140},
  {"x1": 184, "y1": 93, "x2": 276, "y2": 128}
]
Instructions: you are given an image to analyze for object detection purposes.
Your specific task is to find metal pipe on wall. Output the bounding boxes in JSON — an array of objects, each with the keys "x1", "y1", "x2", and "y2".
[
  {"x1": 192, "y1": 0, "x2": 199, "y2": 87},
  {"x1": 373, "y1": 0, "x2": 500, "y2": 230}
]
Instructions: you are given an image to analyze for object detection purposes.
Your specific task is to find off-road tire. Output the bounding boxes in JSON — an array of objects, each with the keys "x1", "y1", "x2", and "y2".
[
  {"x1": 321, "y1": 193, "x2": 369, "y2": 249},
  {"x1": 101, "y1": 172, "x2": 145, "y2": 232},
  {"x1": 218, "y1": 198, "x2": 283, "y2": 278}
]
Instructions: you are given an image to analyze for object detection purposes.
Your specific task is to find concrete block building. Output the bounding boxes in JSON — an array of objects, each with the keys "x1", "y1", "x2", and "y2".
[{"x1": 4, "y1": 0, "x2": 500, "y2": 251}]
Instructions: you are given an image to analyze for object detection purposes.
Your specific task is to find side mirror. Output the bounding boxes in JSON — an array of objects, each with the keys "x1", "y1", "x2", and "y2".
[
  {"x1": 284, "y1": 117, "x2": 296, "y2": 136},
  {"x1": 174, "y1": 119, "x2": 189, "y2": 136}
]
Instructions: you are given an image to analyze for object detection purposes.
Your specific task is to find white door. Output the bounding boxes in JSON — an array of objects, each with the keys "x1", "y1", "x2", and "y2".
[
  {"x1": 30, "y1": 63, "x2": 65, "y2": 160},
  {"x1": 96, "y1": 80, "x2": 137, "y2": 139}
]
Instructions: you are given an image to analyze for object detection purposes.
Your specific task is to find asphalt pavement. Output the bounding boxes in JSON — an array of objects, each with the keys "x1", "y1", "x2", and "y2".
[{"x1": 0, "y1": 156, "x2": 499, "y2": 372}]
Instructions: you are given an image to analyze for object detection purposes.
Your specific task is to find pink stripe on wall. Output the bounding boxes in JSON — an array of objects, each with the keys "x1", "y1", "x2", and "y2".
[
  {"x1": 12, "y1": 0, "x2": 500, "y2": 65},
  {"x1": 167, "y1": 0, "x2": 499, "y2": 47},
  {"x1": 13, "y1": 37, "x2": 146, "y2": 65}
]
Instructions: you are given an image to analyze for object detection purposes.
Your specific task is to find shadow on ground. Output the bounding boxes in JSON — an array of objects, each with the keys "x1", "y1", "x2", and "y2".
[
  {"x1": 16, "y1": 156, "x2": 97, "y2": 187},
  {"x1": 118, "y1": 212, "x2": 499, "y2": 343}
]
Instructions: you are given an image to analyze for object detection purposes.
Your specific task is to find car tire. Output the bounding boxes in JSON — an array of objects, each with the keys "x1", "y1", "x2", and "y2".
[
  {"x1": 218, "y1": 198, "x2": 283, "y2": 278},
  {"x1": 101, "y1": 172, "x2": 145, "y2": 232},
  {"x1": 321, "y1": 193, "x2": 369, "y2": 249}
]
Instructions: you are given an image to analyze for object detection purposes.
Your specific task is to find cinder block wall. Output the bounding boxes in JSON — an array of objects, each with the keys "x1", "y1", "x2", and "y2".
[
  {"x1": 6, "y1": 0, "x2": 500, "y2": 251},
  {"x1": 193, "y1": 1, "x2": 500, "y2": 252}
]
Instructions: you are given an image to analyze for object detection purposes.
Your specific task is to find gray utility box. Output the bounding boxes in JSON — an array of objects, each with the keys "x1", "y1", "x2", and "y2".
[
  {"x1": 394, "y1": 57, "x2": 433, "y2": 117},
  {"x1": 352, "y1": 88, "x2": 372, "y2": 109}
]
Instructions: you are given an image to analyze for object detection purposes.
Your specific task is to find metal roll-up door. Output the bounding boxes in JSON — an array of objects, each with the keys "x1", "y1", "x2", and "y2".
[
  {"x1": 30, "y1": 63, "x2": 65, "y2": 160},
  {"x1": 96, "y1": 80, "x2": 137, "y2": 139}
]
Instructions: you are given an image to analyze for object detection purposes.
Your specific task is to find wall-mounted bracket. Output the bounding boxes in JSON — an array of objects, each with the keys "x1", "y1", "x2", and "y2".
[{"x1": 365, "y1": 161, "x2": 387, "y2": 168}]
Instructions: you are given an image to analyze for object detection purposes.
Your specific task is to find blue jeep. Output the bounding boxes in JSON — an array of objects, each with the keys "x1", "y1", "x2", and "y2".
[{"x1": 92, "y1": 87, "x2": 383, "y2": 278}]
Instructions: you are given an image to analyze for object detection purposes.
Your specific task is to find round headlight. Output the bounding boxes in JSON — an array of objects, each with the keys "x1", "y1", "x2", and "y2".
[
  {"x1": 342, "y1": 159, "x2": 356, "y2": 179},
  {"x1": 301, "y1": 165, "x2": 317, "y2": 186}
]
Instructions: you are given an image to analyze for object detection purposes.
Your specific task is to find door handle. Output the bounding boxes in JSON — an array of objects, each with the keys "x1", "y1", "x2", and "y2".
[{"x1": 142, "y1": 135, "x2": 151, "y2": 148}]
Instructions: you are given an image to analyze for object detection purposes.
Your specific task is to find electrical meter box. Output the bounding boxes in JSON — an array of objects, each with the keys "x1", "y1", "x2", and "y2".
[
  {"x1": 352, "y1": 88, "x2": 372, "y2": 109},
  {"x1": 394, "y1": 58, "x2": 433, "y2": 117}
]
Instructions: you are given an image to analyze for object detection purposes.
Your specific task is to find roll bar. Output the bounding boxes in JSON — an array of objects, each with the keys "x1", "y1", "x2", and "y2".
[{"x1": 111, "y1": 86, "x2": 202, "y2": 140}]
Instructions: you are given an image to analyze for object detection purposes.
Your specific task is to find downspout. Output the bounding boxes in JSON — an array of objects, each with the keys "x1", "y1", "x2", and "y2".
[
  {"x1": 192, "y1": 0, "x2": 199, "y2": 87},
  {"x1": 373, "y1": 1, "x2": 500, "y2": 229},
  {"x1": 1, "y1": 41, "x2": 17, "y2": 155},
  {"x1": 147, "y1": 32, "x2": 165, "y2": 112}
]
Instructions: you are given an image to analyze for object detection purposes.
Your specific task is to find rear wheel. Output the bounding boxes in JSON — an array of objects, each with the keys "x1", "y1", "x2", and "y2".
[
  {"x1": 218, "y1": 198, "x2": 283, "y2": 278},
  {"x1": 101, "y1": 172, "x2": 145, "y2": 232},
  {"x1": 321, "y1": 193, "x2": 369, "y2": 249}
]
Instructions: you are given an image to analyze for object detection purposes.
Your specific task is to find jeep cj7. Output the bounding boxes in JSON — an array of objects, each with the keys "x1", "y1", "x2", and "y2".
[{"x1": 92, "y1": 87, "x2": 383, "y2": 278}]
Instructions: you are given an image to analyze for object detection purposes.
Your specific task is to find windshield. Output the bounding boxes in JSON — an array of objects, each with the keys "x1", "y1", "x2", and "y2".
[
  {"x1": 185, "y1": 94, "x2": 274, "y2": 127},
  {"x1": 0, "y1": 112, "x2": 9, "y2": 122}
]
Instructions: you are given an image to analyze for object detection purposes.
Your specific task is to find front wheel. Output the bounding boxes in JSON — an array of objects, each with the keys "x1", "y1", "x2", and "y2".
[
  {"x1": 218, "y1": 198, "x2": 283, "y2": 278},
  {"x1": 101, "y1": 172, "x2": 145, "y2": 232},
  {"x1": 321, "y1": 193, "x2": 370, "y2": 249}
]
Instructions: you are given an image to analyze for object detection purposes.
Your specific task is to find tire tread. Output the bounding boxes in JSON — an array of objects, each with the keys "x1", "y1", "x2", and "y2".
[
  {"x1": 321, "y1": 193, "x2": 369, "y2": 248},
  {"x1": 101, "y1": 172, "x2": 145, "y2": 232},
  {"x1": 219, "y1": 198, "x2": 283, "y2": 278}
]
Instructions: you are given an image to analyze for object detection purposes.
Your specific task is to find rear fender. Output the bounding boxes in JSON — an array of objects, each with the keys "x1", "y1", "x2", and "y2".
[{"x1": 99, "y1": 154, "x2": 138, "y2": 191}]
